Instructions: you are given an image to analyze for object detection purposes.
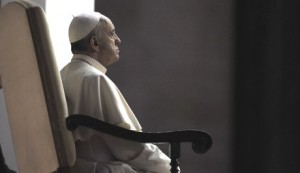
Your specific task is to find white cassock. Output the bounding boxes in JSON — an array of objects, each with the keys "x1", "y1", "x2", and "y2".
[{"x1": 60, "y1": 54, "x2": 171, "y2": 173}]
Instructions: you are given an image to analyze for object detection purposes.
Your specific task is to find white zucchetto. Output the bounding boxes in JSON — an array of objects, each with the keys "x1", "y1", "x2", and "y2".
[{"x1": 68, "y1": 12, "x2": 102, "y2": 43}]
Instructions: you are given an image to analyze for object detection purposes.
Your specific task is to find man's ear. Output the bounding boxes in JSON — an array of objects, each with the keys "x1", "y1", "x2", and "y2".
[{"x1": 90, "y1": 35, "x2": 99, "y2": 51}]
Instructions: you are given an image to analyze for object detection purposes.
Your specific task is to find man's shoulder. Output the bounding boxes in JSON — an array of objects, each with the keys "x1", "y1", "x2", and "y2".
[
  {"x1": 60, "y1": 61, "x2": 111, "y2": 91},
  {"x1": 61, "y1": 60, "x2": 105, "y2": 79}
]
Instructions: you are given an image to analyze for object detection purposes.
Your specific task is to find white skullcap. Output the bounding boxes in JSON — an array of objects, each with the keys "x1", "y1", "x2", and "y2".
[{"x1": 68, "y1": 12, "x2": 102, "y2": 43}]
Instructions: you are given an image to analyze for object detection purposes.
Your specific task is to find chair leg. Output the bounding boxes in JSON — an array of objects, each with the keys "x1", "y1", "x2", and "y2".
[{"x1": 170, "y1": 143, "x2": 180, "y2": 173}]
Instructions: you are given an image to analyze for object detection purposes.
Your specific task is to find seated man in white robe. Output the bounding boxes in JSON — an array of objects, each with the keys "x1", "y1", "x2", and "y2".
[{"x1": 60, "y1": 12, "x2": 172, "y2": 173}]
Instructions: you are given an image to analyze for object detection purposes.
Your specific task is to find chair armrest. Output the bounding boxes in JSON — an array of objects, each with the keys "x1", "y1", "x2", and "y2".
[{"x1": 66, "y1": 114, "x2": 212, "y2": 154}]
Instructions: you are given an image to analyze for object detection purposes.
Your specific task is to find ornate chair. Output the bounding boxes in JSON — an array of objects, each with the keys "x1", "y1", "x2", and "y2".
[{"x1": 0, "y1": 1, "x2": 212, "y2": 173}]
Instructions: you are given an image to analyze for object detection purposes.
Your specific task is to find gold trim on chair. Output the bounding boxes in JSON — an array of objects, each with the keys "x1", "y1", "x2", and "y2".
[{"x1": 26, "y1": 5, "x2": 76, "y2": 168}]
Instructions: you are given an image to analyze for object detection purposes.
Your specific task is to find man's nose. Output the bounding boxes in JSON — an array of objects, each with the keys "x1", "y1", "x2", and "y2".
[
  {"x1": 115, "y1": 35, "x2": 121, "y2": 44},
  {"x1": 116, "y1": 38, "x2": 121, "y2": 45}
]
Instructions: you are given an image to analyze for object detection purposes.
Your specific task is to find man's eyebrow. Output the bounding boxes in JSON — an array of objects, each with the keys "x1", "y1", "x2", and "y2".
[{"x1": 109, "y1": 29, "x2": 116, "y2": 35}]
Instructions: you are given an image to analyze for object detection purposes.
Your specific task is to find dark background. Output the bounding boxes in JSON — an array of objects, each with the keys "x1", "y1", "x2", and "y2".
[{"x1": 96, "y1": 0, "x2": 300, "y2": 173}]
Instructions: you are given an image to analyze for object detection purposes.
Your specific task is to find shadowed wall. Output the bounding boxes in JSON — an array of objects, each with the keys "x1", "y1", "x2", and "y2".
[
  {"x1": 234, "y1": 0, "x2": 300, "y2": 173},
  {"x1": 96, "y1": 1, "x2": 234, "y2": 173}
]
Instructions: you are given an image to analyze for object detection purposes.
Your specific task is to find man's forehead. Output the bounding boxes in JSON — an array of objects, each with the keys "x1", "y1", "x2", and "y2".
[{"x1": 105, "y1": 19, "x2": 115, "y2": 32}]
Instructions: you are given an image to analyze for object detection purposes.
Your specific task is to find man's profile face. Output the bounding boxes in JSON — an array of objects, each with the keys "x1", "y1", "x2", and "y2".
[{"x1": 97, "y1": 19, "x2": 121, "y2": 67}]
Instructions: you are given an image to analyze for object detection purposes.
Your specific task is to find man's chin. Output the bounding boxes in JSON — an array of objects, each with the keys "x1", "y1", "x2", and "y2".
[
  {"x1": 108, "y1": 57, "x2": 119, "y2": 66},
  {"x1": 115, "y1": 56, "x2": 120, "y2": 62}
]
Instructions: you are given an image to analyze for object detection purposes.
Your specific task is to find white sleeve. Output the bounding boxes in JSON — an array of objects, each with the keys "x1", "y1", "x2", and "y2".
[
  {"x1": 128, "y1": 143, "x2": 171, "y2": 173},
  {"x1": 101, "y1": 134, "x2": 171, "y2": 173}
]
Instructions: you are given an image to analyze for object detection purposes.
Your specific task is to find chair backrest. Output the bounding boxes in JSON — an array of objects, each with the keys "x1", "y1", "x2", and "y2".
[{"x1": 0, "y1": 1, "x2": 75, "y2": 172}]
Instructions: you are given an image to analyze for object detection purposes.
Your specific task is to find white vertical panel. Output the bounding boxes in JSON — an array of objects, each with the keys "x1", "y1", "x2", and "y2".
[{"x1": 45, "y1": 0, "x2": 94, "y2": 70}]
